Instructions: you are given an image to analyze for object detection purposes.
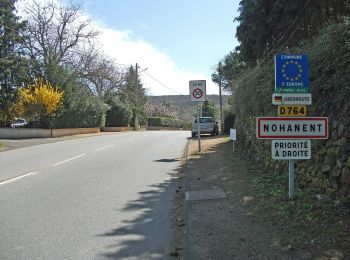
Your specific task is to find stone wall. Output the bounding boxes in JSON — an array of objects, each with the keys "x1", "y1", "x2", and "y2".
[
  {"x1": 232, "y1": 22, "x2": 350, "y2": 198},
  {"x1": 296, "y1": 112, "x2": 350, "y2": 197},
  {"x1": 0, "y1": 128, "x2": 100, "y2": 139},
  {"x1": 235, "y1": 112, "x2": 350, "y2": 198}
]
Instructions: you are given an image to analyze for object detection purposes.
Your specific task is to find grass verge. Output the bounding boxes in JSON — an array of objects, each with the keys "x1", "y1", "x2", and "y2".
[{"x1": 249, "y1": 168, "x2": 350, "y2": 253}]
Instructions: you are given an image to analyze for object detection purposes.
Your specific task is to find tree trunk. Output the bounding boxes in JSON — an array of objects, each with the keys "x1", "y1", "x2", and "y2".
[{"x1": 134, "y1": 112, "x2": 139, "y2": 131}]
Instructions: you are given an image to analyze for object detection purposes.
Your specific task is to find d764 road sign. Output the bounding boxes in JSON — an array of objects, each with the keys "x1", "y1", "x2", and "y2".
[
  {"x1": 256, "y1": 117, "x2": 328, "y2": 139},
  {"x1": 278, "y1": 105, "x2": 307, "y2": 117}
]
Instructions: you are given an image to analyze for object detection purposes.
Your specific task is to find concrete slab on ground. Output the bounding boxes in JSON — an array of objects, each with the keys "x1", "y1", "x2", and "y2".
[{"x1": 185, "y1": 189, "x2": 226, "y2": 201}]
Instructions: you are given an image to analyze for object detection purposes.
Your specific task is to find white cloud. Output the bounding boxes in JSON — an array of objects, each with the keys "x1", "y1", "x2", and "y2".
[
  {"x1": 17, "y1": 0, "x2": 219, "y2": 96},
  {"x1": 96, "y1": 26, "x2": 219, "y2": 96}
]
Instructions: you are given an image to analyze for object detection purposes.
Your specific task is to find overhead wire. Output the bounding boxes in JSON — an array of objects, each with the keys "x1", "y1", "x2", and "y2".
[{"x1": 142, "y1": 70, "x2": 184, "y2": 95}]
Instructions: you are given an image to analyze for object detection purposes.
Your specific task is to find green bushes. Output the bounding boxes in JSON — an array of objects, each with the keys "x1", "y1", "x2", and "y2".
[
  {"x1": 147, "y1": 116, "x2": 184, "y2": 128},
  {"x1": 53, "y1": 83, "x2": 108, "y2": 128},
  {"x1": 105, "y1": 98, "x2": 132, "y2": 127},
  {"x1": 147, "y1": 117, "x2": 163, "y2": 126}
]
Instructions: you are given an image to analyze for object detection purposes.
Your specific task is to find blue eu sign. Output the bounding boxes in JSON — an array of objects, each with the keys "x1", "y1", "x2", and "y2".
[{"x1": 275, "y1": 54, "x2": 309, "y2": 93}]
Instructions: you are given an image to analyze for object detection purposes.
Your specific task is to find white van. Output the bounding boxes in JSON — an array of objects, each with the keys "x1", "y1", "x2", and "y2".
[{"x1": 191, "y1": 117, "x2": 219, "y2": 137}]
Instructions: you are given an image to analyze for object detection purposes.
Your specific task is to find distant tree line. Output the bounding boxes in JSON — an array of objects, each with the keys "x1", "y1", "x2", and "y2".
[{"x1": 0, "y1": 0, "x2": 147, "y2": 128}]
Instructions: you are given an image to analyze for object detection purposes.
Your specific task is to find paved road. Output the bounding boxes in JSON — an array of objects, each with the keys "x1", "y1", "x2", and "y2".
[{"x1": 0, "y1": 131, "x2": 189, "y2": 259}]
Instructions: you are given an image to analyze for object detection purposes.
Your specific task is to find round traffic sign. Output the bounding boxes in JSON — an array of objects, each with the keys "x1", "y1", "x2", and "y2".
[{"x1": 192, "y1": 88, "x2": 203, "y2": 99}]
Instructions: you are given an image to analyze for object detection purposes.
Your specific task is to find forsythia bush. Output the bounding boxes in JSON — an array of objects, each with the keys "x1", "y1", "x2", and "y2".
[{"x1": 14, "y1": 78, "x2": 63, "y2": 127}]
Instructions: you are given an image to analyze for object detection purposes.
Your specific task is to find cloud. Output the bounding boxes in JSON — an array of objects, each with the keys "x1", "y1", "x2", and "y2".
[
  {"x1": 16, "y1": 0, "x2": 219, "y2": 96},
  {"x1": 96, "y1": 26, "x2": 219, "y2": 96}
]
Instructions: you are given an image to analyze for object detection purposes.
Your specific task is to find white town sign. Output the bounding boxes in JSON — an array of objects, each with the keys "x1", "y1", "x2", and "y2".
[{"x1": 256, "y1": 117, "x2": 328, "y2": 139}]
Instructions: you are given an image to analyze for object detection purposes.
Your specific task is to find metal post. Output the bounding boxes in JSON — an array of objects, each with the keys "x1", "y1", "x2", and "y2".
[
  {"x1": 197, "y1": 103, "x2": 201, "y2": 152},
  {"x1": 134, "y1": 63, "x2": 139, "y2": 131},
  {"x1": 289, "y1": 159, "x2": 295, "y2": 199},
  {"x1": 232, "y1": 141, "x2": 235, "y2": 153}
]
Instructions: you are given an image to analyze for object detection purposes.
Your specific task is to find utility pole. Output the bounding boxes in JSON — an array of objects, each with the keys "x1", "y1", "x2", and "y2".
[
  {"x1": 219, "y1": 62, "x2": 223, "y2": 133},
  {"x1": 134, "y1": 63, "x2": 139, "y2": 131}
]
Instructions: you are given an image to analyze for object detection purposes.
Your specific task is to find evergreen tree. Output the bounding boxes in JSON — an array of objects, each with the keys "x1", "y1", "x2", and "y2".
[
  {"x1": 235, "y1": 0, "x2": 350, "y2": 62},
  {"x1": 0, "y1": 0, "x2": 28, "y2": 126},
  {"x1": 211, "y1": 51, "x2": 247, "y2": 91},
  {"x1": 121, "y1": 65, "x2": 147, "y2": 129},
  {"x1": 201, "y1": 100, "x2": 218, "y2": 119}
]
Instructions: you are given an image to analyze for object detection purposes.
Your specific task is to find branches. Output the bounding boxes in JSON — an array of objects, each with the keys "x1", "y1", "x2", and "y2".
[
  {"x1": 1, "y1": 0, "x2": 136, "y2": 128},
  {"x1": 75, "y1": 45, "x2": 125, "y2": 99},
  {"x1": 23, "y1": 0, "x2": 99, "y2": 67}
]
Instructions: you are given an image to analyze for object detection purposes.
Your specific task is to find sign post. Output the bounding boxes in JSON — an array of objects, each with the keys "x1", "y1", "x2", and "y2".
[
  {"x1": 190, "y1": 80, "x2": 206, "y2": 152},
  {"x1": 289, "y1": 159, "x2": 295, "y2": 198},
  {"x1": 256, "y1": 53, "x2": 328, "y2": 199},
  {"x1": 230, "y1": 129, "x2": 237, "y2": 153},
  {"x1": 274, "y1": 54, "x2": 310, "y2": 198},
  {"x1": 197, "y1": 103, "x2": 201, "y2": 151}
]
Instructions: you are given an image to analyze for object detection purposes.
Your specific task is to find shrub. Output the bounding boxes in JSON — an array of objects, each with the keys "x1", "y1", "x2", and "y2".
[
  {"x1": 53, "y1": 84, "x2": 108, "y2": 128},
  {"x1": 147, "y1": 117, "x2": 163, "y2": 126},
  {"x1": 13, "y1": 78, "x2": 63, "y2": 128},
  {"x1": 105, "y1": 98, "x2": 132, "y2": 127}
]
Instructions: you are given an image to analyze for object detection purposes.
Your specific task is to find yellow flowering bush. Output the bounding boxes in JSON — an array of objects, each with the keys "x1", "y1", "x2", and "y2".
[{"x1": 14, "y1": 79, "x2": 63, "y2": 127}]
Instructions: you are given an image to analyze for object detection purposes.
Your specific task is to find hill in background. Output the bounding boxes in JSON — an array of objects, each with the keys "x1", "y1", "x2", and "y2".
[{"x1": 147, "y1": 95, "x2": 229, "y2": 110}]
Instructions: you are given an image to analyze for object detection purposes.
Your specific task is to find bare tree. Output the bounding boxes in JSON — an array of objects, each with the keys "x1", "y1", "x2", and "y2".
[
  {"x1": 75, "y1": 45, "x2": 125, "y2": 99},
  {"x1": 23, "y1": 0, "x2": 98, "y2": 69}
]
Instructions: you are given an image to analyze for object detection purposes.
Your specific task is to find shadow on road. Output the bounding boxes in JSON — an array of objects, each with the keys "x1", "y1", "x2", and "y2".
[
  {"x1": 96, "y1": 162, "x2": 182, "y2": 259},
  {"x1": 153, "y1": 158, "x2": 180, "y2": 163}
]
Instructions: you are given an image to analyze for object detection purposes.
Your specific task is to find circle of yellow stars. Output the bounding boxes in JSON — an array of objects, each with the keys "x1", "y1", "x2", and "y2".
[{"x1": 281, "y1": 60, "x2": 303, "y2": 82}]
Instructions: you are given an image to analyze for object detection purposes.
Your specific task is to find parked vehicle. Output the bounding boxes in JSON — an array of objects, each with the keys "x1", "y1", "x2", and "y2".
[
  {"x1": 191, "y1": 117, "x2": 219, "y2": 137},
  {"x1": 10, "y1": 118, "x2": 28, "y2": 128}
]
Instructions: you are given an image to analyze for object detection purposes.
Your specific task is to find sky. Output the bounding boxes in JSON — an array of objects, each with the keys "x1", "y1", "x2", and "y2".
[{"x1": 18, "y1": 0, "x2": 241, "y2": 95}]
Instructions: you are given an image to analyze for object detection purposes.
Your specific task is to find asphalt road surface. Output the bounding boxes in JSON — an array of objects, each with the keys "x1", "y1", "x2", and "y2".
[{"x1": 0, "y1": 131, "x2": 189, "y2": 260}]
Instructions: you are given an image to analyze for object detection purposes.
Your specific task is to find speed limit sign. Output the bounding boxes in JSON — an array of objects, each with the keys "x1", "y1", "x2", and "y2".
[{"x1": 189, "y1": 80, "x2": 206, "y2": 102}]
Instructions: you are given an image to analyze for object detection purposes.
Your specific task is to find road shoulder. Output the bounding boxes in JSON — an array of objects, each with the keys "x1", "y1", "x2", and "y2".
[{"x1": 172, "y1": 136, "x2": 350, "y2": 259}]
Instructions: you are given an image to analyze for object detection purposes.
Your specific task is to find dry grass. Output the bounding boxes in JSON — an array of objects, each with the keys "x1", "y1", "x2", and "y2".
[{"x1": 188, "y1": 135, "x2": 229, "y2": 157}]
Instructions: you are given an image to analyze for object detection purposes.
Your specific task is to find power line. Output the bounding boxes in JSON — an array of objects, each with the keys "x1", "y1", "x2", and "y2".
[
  {"x1": 142, "y1": 70, "x2": 184, "y2": 95},
  {"x1": 114, "y1": 62, "x2": 130, "y2": 67}
]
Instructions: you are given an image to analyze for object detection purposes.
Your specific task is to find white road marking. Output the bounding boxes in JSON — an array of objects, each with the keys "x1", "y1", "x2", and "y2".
[
  {"x1": 95, "y1": 144, "x2": 114, "y2": 151},
  {"x1": 0, "y1": 171, "x2": 39, "y2": 186},
  {"x1": 53, "y1": 154, "x2": 86, "y2": 166}
]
